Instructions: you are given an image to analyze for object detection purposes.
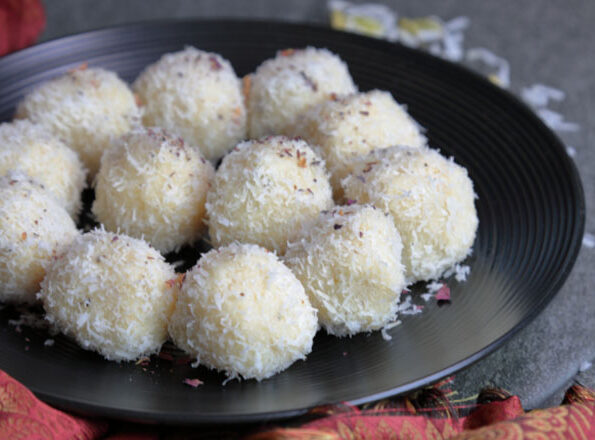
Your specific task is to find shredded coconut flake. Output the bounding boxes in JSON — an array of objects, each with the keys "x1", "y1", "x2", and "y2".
[
  {"x1": 7, "y1": 306, "x2": 51, "y2": 332},
  {"x1": 381, "y1": 320, "x2": 402, "y2": 341},
  {"x1": 536, "y1": 109, "x2": 580, "y2": 132},
  {"x1": 453, "y1": 264, "x2": 470, "y2": 282},
  {"x1": 580, "y1": 361, "x2": 593, "y2": 373},
  {"x1": 521, "y1": 84, "x2": 566, "y2": 108},
  {"x1": 397, "y1": 295, "x2": 423, "y2": 316},
  {"x1": 420, "y1": 293, "x2": 433, "y2": 302}
]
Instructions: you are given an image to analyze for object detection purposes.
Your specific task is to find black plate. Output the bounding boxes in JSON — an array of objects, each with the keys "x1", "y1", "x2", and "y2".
[{"x1": 0, "y1": 20, "x2": 585, "y2": 424}]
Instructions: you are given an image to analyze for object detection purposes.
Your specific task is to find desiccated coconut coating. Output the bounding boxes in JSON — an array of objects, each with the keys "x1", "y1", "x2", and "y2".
[
  {"x1": 15, "y1": 66, "x2": 140, "y2": 179},
  {"x1": 342, "y1": 146, "x2": 478, "y2": 283},
  {"x1": 246, "y1": 47, "x2": 357, "y2": 138},
  {"x1": 289, "y1": 90, "x2": 426, "y2": 198},
  {"x1": 206, "y1": 136, "x2": 333, "y2": 254},
  {"x1": 92, "y1": 127, "x2": 214, "y2": 254},
  {"x1": 0, "y1": 119, "x2": 87, "y2": 218},
  {"x1": 133, "y1": 47, "x2": 246, "y2": 162},
  {"x1": 39, "y1": 229, "x2": 177, "y2": 361},
  {"x1": 284, "y1": 204, "x2": 406, "y2": 336},
  {"x1": 0, "y1": 172, "x2": 78, "y2": 304},
  {"x1": 169, "y1": 243, "x2": 318, "y2": 381}
]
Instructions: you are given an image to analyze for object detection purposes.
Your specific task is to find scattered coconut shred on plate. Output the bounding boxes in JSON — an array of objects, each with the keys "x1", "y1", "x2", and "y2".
[
  {"x1": 8, "y1": 307, "x2": 53, "y2": 334},
  {"x1": 521, "y1": 84, "x2": 580, "y2": 133}
]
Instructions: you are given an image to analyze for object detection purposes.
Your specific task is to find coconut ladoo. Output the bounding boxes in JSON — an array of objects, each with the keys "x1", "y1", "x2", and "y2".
[
  {"x1": 289, "y1": 90, "x2": 426, "y2": 198},
  {"x1": 246, "y1": 47, "x2": 357, "y2": 138},
  {"x1": 0, "y1": 172, "x2": 78, "y2": 304},
  {"x1": 0, "y1": 119, "x2": 86, "y2": 218},
  {"x1": 92, "y1": 127, "x2": 214, "y2": 254},
  {"x1": 15, "y1": 65, "x2": 140, "y2": 179},
  {"x1": 206, "y1": 136, "x2": 333, "y2": 254},
  {"x1": 169, "y1": 243, "x2": 318, "y2": 381},
  {"x1": 284, "y1": 204, "x2": 406, "y2": 336},
  {"x1": 342, "y1": 146, "x2": 478, "y2": 282},
  {"x1": 133, "y1": 47, "x2": 246, "y2": 162},
  {"x1": 39, "y1": 229, "x2": 177, "y2": 361}
]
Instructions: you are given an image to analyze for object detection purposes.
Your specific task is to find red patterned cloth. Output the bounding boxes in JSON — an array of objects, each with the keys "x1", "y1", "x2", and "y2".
[
  {"x1": 249, "y1": 384, "x2": 595, "y2": 440},
  {"x1": 0, "y1": 0, "x2": 45, "y2": 56},
  {"x1": 0, "y1": 370, "x2": 107, "y2": 439},
  {"x1": 2, "y1": 369, "x2": 595, "y2": 440}
]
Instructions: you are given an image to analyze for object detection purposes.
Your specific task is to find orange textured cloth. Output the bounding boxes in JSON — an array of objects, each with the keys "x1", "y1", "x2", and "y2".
[{"x1": 0, "y1": 0, "x2": 45, "y2": 56}]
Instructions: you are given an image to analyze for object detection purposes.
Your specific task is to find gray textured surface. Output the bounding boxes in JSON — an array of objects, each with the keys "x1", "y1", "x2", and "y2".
[{"x1": 39, "y1": 0, "x2": 594, "y2": 410}]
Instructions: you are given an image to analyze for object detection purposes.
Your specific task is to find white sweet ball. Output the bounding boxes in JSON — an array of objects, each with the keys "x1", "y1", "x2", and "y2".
[
  {"x1": 0, "y1": 120, "x2": 87, "y2": 218},
  {"x1": 169, "y1": 243, "x2": 317, "y2": 381},
  {"x1": 15, "y1": 66, "x2": 140, "y2": 178},
  {"x1": 342, "y1": 146, "x2": 478, "y2": 282},
  {"x1": 284, "y1": 204, "x2": 406, "y2": 336},
  {"x1": 206, "y1": 136, "x2": 333, "y2": 254},
  {"x1": 0, "y1": 172, "x2": 78, "y2": 304},
  {"x1": 289, "y1": 90, "x2": 426, "y2": 197},
  {"x1": 247, "y1": 47, "x2": 357, "y2": 138},
  {"x1": 133, "y1": 47, "x2": 246, "y2": 162},
  {"x1": 39, "y1": 229, "x2": 177, "y2": 361},
  {"x1": 92, "y1": 127, "x2": 214, "y2": 254}
]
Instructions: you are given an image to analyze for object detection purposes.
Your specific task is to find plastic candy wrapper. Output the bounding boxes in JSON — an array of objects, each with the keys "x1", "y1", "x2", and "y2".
[
  {"x1": 329, "y1": 0, "x2": 399, "y2": 40},
  {"x1": 329, "y1": 1, "x2": 471, "y2": 63},
  {"x1": 328, "y1": 1, "x2": 512, "y2": 82},
  {"x1": 328, "y1": 2, "x2": 581, "y2": 135},
  {"x1": 327, "y1": 2, "x2": 516, "y2": 89}
]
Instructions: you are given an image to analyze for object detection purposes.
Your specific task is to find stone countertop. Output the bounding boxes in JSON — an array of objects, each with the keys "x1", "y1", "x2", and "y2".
[{"x1": 40, "y1": 0, "x2": 594, "y2": 410}]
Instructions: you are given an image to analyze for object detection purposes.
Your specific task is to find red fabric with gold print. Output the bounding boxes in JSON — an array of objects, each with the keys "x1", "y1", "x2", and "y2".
[
  {"x1": 0, "y1": 0, "x2": 45, "y2": 56},
  {"x1": 0, "y1": 371, "x2": 107, "y2": 439},
  {"x1": 250, "y1": 384, "x2": 595, "y2": 440},
  {"x1": 3, "y1": 368, "x2": 595, "y2": 439}
]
